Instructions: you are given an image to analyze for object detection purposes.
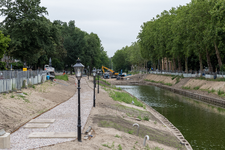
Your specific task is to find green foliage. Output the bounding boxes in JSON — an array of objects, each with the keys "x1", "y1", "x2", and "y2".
[
  {"x1": 55, "y1": 75, "x2": 68, "y2": 81},
  {"x1": 218, "y1": 89, "x2": 225, "y2": 95},
  {"x1": 143, "y1": 116, "x2": 149, "y2": 121},
  {"x1": 128, "y1": 130, "x2": 134, "y2": 134},
  {"x1": 194, "y1": 86, "x2": 200, "y2": 90},
  {"x1": 118, "y1": 144, "x2": 122, "y2": 150},
  {"x1": 182, "y1": 86, "x2": 190, "y2": 89},
  {"x1": 0, "y1": 62, "x2": 6, "y2": 70},
  {"x1": 115, "y1": 134, "x2": 121, "y2": 138},
  {"x1": 0, "y1": 31, "x2": 11, "y2": 60}
]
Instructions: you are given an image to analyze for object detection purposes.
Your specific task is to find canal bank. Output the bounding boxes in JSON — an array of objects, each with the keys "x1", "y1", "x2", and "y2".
[{"x1": 110, "y1": 74, "x2": 225, "y2": 109}]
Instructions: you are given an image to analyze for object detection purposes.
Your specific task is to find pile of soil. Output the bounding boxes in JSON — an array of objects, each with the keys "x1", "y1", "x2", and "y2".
[{"x1": 0, "y1": 76, "x2": 76, "y2": 133}]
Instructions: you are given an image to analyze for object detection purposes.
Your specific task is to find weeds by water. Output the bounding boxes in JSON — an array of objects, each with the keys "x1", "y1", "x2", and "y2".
[
  {"x1": 109, "y1": 90, "x2": 144, "y2": 108},
  {"x1": 182, "y1": 86, "x2": 190, "y2": 89},
  {"x1": 193, "y1": 86, "x2": 200, "y2": 90},
  {"x1": 218, "y1": 89, "x2": 225, "y2": 95}
]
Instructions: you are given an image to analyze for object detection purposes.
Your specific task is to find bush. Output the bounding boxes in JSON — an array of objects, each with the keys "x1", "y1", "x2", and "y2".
[{"x1": 0, "y1": 62, "x2": 6, "y2": 70}]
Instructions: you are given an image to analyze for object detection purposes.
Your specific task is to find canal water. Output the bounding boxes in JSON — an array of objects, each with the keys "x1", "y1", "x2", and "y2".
[{"x1": 117, "y1": 85, "x2": 225, "y2": 150}]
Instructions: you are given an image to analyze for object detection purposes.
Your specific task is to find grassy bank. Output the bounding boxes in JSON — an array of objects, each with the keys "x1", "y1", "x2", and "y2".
[{"x1": 55, "y1": 75, "x2": 68, "y2": 81}]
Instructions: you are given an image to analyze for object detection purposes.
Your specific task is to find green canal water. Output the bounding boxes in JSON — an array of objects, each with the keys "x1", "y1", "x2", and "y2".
[{"x1": 117, "y1": 85, "x2": 225, "y2": 150}]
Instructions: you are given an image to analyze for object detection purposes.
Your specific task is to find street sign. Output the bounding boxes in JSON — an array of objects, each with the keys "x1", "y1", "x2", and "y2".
[{"x1": 23, "y1": 68, "x2": 27, "y2": 71}]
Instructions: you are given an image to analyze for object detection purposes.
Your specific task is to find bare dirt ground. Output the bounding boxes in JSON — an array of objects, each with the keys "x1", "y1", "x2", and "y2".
[
  {"x1": 36, "y1": 77, "x2": 185, "y2": 150},
  {"x1": 0, "y1": 76, "x2": 76, "y2": 133}
]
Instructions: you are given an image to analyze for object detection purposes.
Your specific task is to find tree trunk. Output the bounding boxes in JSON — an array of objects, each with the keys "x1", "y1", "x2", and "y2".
[
  {"x1": 185, "y1": 57, "x2": 188, "y2": 73},
  {"x1": 166, "y1": 57, "x2": 169, "y2": 71},
  {"x1": 199, "y1": 53, "x2": 203, "y2": 74},
  {"x1": 177, "y1": 56, "x2": 182, "y2": 72},
  {"x1": 173, "y1": 57, "x2": 176, "y2": 71},
  {"x1": 214, "y1": 41, "x2": 223, "y2": 68},
  {"x1": 158, "y1": 59, "x2": 160, "y2": 71},
  {"x1": 206, "y1": 49, "x2": 213, "y2": 73},
  {"x1": 162, "y1": 58, "x2": 164, "y2": 70}
]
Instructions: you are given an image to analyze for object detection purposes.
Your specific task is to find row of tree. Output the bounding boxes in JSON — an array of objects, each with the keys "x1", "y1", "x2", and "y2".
[
  {"x1": 138, "y1": 0, "x2": 225, "y2": 73},
  {"x1": 0, "y1": 0, "x2": 109, "y2": 71},
  {"x1": 113, "y1": 0, "x2": 225, "y2": 73},
  {"x1": 112, "y1": 42, "x2": 148, "y2": 72}
]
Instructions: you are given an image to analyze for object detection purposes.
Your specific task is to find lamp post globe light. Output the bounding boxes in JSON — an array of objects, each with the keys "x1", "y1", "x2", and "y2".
[
  {"x1": 73, "y1": 58, "x2": 84, "y2": 142},
  {"x1": 97, "y1": 69, "x2": 100, "y2": 93},
  {"x1": 92, "y1": 67, "x2": 96, "y2": 107}
]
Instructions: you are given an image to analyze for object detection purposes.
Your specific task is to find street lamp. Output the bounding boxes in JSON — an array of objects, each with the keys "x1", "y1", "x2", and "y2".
[
  {"x1": 97, "y1": 69, "x2": 100, "y2": 93},
  {"x1": 92, "y1": 67, "x2": 96, "y2": 107},
  {"x1": 87, "y1": 66, "x2": 89, "y2": 79},
  {"x1": 73, "y1": 58, "x2": 84, "y2": 142}
]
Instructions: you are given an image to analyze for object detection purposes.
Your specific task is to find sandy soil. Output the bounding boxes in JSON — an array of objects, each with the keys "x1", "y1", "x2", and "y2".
[
  {"x1": 33, "y1": 77, "x2": 185, "y2": 150},
  {"x1": 141, "y1": 74, "x2": 225, "y2": 100},
  {"x1": 0, "y1": 76, "x2": 76, "y2": 133}
]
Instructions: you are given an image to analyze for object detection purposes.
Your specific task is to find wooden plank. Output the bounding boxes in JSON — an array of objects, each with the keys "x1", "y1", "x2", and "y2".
[
  {"x1": 28, "y1": 132, "x2": 76, "y2": 138},
  {"x1": 29, "y1": 119, "x2": 55, "y2": 123},
  {"x1": 24, "y1": 124, "x2": 50, "y2": 128}
]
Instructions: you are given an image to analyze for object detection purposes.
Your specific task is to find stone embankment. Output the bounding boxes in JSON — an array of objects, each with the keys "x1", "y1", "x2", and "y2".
[{"x1": 110, "y1": 74, "x2": 225, "y2": 108}]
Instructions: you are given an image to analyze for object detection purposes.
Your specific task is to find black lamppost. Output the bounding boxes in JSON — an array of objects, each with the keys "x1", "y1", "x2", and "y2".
[
  {"x1": 73, "y1": 58, "x2": 84, "y2": 142},
  {"x1": 97, "y1": 69, "x2": 100, "y2": 93},
  {"x1": 92, "y1": 67, "x2": 96, "y2": 107},
  {"x1": 87, "y1": 66, "x2": 89, "y2": 79}
]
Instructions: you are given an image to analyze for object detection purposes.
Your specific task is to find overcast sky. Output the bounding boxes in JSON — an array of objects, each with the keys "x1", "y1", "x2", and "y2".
[{"x1": 0, "y1": 0, "x2": 191, "y2": 57}]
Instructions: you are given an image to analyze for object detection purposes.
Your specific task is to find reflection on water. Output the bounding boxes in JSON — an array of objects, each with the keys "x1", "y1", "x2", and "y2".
[{"x1": 117, "y1": 85, "x2": 225, "y2": 150}]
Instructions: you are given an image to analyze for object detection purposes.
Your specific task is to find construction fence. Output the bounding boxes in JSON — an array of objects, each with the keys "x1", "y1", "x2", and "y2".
[
  {"x1": 149, "y1": 70, "x2": 225, "y2": 79},
  {"x1": 0, "y1": 70, "x2": 47, "y2": 93}
]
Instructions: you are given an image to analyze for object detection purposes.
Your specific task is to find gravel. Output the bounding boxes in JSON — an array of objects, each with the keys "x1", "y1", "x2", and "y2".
[{"x1": 1, "y1": 78, "x2": 93, "y2": 150}]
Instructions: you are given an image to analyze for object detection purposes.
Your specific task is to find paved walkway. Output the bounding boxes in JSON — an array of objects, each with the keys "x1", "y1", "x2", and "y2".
[{"x1": 2, "y1": 78, "x2": 93, "y2": 150}]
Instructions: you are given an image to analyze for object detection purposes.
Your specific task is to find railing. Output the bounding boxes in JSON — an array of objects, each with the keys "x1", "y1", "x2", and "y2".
[{"x1": 0, "y1": 70, "x2": 47, "y2": 93}]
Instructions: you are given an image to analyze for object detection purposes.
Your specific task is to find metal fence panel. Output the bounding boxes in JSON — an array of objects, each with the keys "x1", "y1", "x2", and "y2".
[{"x1": 0, "y1": 70, "x2": 46, "y2": 93}]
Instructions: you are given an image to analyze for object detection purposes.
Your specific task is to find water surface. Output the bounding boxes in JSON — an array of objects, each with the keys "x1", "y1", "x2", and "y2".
[{"x1": 118, "y1": 85, "x2": 225, "y2": 150}]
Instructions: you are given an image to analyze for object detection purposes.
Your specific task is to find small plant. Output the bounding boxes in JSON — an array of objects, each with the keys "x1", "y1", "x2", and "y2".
[
  {"x1": 194, "y1": 86, "x2": 200, "y2": 90},
  {"x1": 118, "y1": 144, "x2": 122, "y2": 150},
  {"x1": 115, "y1": 134, "x2": 121, "y2": 138},
  {"x1": 102, "y1": 143, "x2": 110, "y2": 148},
  {"x1": 126, "y1": 113, "x2": 131, "y2": 117},
  {"x1": 135, "y1": 141, "x2": 138, "y2": 144},
  {"x1": 165, "y1": 83, "x2": 172, "y2": 86},
  {"x1": 3, "y1": 93, "x2": 6, "y2": 95},
  {"x1": 143, "y1": 116, "x2": 149, "y2": 121},
  {"x1": 218, "y1": 89, "x2": 225, "y2": 95},
  {"x1": 182, "y1": 86, "x2": 190, "y2": 89},
  {"x1": 128, "y1": 130, "x2": 134, "y2": 134},
  {"x1": 10, "y1": 95, "x2": 15, "y2": 98},
  {"x1": 32, "y1": 85, "x2": 35, "y2": 89},
  {"x1": 23, "y1": 92, "x2": 28, "y2": 95},
  {"x1": 137, "y1": 115, "x2": 142, "y2": 120},
  {"x1": 154, "y1": 121, "x2": 157, "y2": 124},
  {"x1": 143, "y1": 105, "x2": 146, "y2": 109},
  {"x1": 207, "y1": 88, "x2": 216, "y2": 93}
]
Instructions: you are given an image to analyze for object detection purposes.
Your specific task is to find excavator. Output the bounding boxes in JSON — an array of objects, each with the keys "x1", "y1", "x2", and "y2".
[{"x1": 102, "y1": 66, "x2": 119, "y2": 79}]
